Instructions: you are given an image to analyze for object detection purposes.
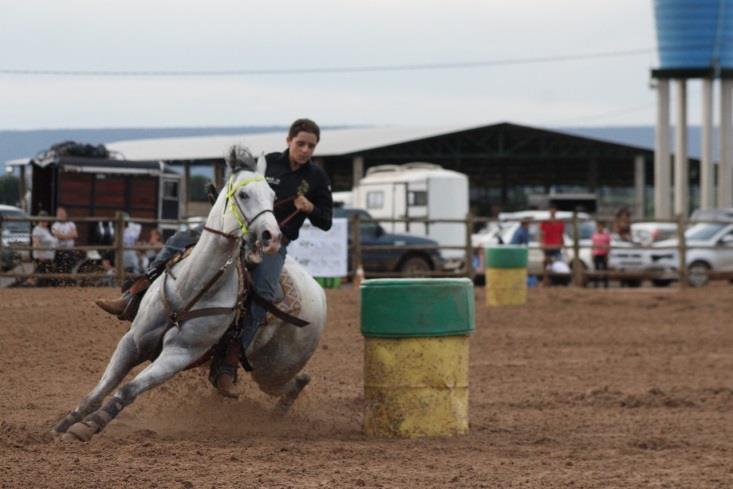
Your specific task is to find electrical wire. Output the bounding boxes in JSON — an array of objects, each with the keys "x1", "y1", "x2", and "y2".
[{"x1": 0, "y1": 48, "x2": 656, "y2": 77}]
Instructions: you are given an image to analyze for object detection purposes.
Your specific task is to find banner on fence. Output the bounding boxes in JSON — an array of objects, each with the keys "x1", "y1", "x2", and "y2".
[{"x1": 287, "y1": 217, "x2": 348, "y2": 277}]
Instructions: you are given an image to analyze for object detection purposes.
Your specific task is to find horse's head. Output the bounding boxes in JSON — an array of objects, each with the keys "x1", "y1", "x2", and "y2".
[{"x1": 222, "y1": 145, "x2": 281, "y2": 262}]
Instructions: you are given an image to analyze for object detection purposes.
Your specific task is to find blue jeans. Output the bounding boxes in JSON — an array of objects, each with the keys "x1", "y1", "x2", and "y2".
[
  {"x1": 147, "y1": 226, "x2": 203, "y2": 273},
  {"x1": 240, "y1": 244, "x2": 288, "y2": 349}
]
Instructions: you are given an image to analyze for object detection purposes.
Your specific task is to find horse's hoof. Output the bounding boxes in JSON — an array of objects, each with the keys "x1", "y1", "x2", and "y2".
[
  {"x1": 295, "y1": 373, "x2": 311, "y2": 389},
  {"x1": 52, "y1": 411, "x2": 82, "y2": 434},
  {"x1": 61, "y1": 432, "x2": 80, "y2": 442},
  {"x1": 273, "y1": 373, "x2": 311, "y2": 417},
  {"x1": 65, "y1": 422, "x2": 97, "y2": 442}
]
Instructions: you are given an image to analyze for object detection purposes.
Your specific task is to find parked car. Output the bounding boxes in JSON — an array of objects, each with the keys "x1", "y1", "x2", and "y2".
[
  {"x1": 689, "y1": 207, "x2": 733, "y2": 223},
  {"x1": 335, "y1": 207, "x2": 443, "y2": 275},
  {"x1": 472, "y1": 210, "x2": 647, "y2": 286},
  {"x1": 631, "y1": 222, "x2": 678, "y2": 247},
  {"x1": 0, "y1": 205, "x2": 31, "y2": 270},
  {"x1": 645, "y1": 222, "x2": 733, "y2": 287}
]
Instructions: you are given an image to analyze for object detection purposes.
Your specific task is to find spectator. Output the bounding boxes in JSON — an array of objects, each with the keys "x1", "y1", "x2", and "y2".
[
  {"x1": 122, "y1": 220, "x2": 143, "y2": 274},
  {"x1": 32, "y1": 210, "x2": 57, "y2": 286},
  {"x1": 51, "y1": 206, "x2": 78, "y2": 284},
  {"x1": 539, "y1": 206, "x2": 565, "y2": 286},
  {"x1": 510, "y1": 218, "x2": 531, "y2": 245},
  {"x1": 591, "y1": 221, "x2": 612, "y2": 288},
  {"x1": 613, "y1": 207, "x2": 632, "y2": 242},
  {"x1": 139, "y1": 228, "x2": 164, "y2": 270}
]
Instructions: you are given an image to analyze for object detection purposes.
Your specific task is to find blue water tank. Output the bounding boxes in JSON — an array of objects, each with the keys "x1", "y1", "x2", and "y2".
[{"x1": 655, "y1": 0, "x2": 733, "y2": 70}]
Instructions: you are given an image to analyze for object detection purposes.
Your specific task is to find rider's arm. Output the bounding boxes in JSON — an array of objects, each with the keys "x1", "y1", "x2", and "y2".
[{"x1": 306, "y1": 172, "x2": 333, "y2": 231}]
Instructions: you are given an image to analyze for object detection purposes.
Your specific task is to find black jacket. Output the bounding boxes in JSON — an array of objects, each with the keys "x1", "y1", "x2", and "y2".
[{"x1": 265, "y1": 150, "x2": 333, "y2": 241}]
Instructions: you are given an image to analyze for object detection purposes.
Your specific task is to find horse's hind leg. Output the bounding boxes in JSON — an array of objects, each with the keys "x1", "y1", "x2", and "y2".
[
  {"x1": 53, "y1": 331, "x2": 142, "y2": 434},
  {"x1": 63, "y1": 345, "x2": 203, "y2": 442},
  {"x1": 272, "y1": 373, "x2": 311, "y2": 417}
]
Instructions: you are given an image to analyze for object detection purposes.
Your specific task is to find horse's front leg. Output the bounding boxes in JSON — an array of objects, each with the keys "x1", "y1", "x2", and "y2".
[
  {"x1": 62, "y1": 343, "x2": 207, "y2": 442},
  {"x1": 53, "y1": 331, "x2": 144, "y2": 434}
]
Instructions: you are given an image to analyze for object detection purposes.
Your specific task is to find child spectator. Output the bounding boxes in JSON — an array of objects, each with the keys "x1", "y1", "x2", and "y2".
[{"x1": 591, "y1": 221, "x2": 611, "y2": 288}]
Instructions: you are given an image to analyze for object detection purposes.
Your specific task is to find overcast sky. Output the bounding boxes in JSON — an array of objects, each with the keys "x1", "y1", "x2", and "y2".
[{"x1": 0, "y1": 0, "x2": 698, "y2": 130}]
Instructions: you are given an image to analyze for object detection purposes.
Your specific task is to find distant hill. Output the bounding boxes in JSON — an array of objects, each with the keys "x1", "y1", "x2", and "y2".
[{"x1": 560, "y1": 126, "x2": 716, "y2": 161}]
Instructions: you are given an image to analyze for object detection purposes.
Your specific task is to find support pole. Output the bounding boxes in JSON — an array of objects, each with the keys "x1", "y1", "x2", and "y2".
[
  {"x1": 115, "y1": 211, "x2": 125, "y2": 287},
  {"x1": 674, "y1": 79, "x2": 688, "y2": 217},
  {"x1": 352, "y1": 156, "x2": 364, "y2": 189},
  {"x1": 184, "y1": 161, "x2": 191, "y2": 218},
  {"x1": 634, "y1": 155, "x2": 646, "y2": 219},
  {"x1": 19, "y1": 165, "x2": 27, "y2": 211},
  {"x1": 720, "y1": 79, "x2": 733, "y2": 208},
  {"x1": 701, "y1": 78, "x2": 714, "y2": 209},
  {"x1": 655, "y1": 79, "x2": 672, "y2": 219}
]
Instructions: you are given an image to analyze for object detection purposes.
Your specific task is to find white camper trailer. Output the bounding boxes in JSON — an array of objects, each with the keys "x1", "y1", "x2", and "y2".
[{"x1": 353, "y1": 162, "x2": 469, "y2": 264}]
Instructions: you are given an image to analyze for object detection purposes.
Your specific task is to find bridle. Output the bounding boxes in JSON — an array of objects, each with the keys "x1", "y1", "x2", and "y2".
[
  {"x1": 203, "y1": 173, "x2": 275, "y2": 241},
  {"x1": 202, "y1": 171, "x2": 309, "y2": 242}
]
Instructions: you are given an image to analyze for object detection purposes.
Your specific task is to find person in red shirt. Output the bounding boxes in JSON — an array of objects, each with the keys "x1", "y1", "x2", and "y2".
[
  {"x1": 539, "y1": 206, "x2": 565, "y2": 286},
  {"x1": 591, "y1": 220, "x2": 612, "y2": 288}
]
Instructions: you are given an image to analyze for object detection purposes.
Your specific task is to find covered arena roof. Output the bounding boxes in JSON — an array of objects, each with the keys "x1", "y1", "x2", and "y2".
[{"x1": 105, "y1": 125, "x2": 473, "y2": 161}]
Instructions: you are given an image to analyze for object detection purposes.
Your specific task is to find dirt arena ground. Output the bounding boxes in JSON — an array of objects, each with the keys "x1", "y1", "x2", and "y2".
[{"x1": 1, "y1": 284, "x2": 732, "y2": 488}]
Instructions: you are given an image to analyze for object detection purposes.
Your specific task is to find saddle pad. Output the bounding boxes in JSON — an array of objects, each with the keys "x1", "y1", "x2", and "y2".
[{"x1": 266, "y1": 267, "x2": 302, "y2": 325}]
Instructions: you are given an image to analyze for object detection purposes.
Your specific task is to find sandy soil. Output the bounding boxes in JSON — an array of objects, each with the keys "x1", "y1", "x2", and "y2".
[{"x1": 1, "y1": 284, "x2": 732, "y2": 488}]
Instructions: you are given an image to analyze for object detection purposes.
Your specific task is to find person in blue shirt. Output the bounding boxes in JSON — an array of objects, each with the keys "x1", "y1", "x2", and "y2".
[{"x1": 510, "y1": 219, "x2": 531, "y2": 245}]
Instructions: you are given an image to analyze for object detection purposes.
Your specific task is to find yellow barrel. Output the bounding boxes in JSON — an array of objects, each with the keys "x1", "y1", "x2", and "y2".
[
  {"x1": 361, "y1": 278, "x2": 474, "y2": 438},
  {"x1": 485, "y1": 246, "x2": 528, "y2": 306}
]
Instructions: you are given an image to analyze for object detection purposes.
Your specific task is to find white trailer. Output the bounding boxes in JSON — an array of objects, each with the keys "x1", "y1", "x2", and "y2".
[{"x1": 353, "y1": 162, "x2": 469, "y2": 263}]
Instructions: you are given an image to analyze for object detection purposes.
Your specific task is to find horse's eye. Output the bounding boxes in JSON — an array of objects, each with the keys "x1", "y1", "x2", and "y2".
[{"x1": 238, "y1": 190, "x2": 249, "y2": 200}]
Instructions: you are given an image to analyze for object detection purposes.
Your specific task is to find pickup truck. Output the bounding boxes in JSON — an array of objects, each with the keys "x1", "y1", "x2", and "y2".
[{"x1": 335, "y1": 207, "x2": 443, "y2": 274}]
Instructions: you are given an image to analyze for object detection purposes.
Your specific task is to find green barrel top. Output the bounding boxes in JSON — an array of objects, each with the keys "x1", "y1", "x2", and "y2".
[
  {"x1": 485, "y1": 245, "x2": 529, "y2": 269},
  {"x1": 360, "y1": 278, "x2": 475, "y2": 338}
]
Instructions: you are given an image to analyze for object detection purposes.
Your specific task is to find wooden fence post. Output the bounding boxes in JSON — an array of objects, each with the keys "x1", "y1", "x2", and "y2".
[
  {"x1": 465, "y1": 213, "x2": 474, "y2": 280},
  {"x1": 571, "y1": 211, "x2": 583, "y2": 287},
  {"x1": 115, "y1": 211, "x2": 125, "y2": 286},
  {"x1": 677, "y1": 213, "x2": 687, "y2": 288},
  {"x1": 352, "y1": 213, "x2": 362, "y2": 281},
  {"x1": 0, "y1": 216, "x2": 5, "y2": 263}
]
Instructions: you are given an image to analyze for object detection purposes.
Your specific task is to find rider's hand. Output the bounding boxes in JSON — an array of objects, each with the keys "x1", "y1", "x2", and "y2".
[{"x1": 294, "y1": 195, "x2": 314, "y2": 214}]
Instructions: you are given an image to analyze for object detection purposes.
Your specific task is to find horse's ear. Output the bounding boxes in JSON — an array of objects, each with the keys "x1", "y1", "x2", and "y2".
[
  {"x1": 226, "y1": 145, "x2": 256, "y2": 173},
  {"x1": 256, "y1": 152, "x2": 267, "y2": 175}
]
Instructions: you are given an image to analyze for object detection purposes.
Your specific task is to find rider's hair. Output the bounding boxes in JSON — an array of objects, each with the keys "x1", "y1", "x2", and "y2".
[
  {"x1": 288, "y1": 118, "x2": 320, "y2": 142},
  {"x1": 225, "y1": 145, "x2": 256, "y2": 172}
]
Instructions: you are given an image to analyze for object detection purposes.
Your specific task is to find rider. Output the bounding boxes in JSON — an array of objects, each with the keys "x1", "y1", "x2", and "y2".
[{"x1": 96, "y1": 118, "x2": 333, "y2": 397}]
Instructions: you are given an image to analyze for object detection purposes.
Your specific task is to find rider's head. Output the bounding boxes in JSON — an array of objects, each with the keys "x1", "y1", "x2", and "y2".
[{"x1": 287, "y1": 118, "x2": 320, "y2": 169}]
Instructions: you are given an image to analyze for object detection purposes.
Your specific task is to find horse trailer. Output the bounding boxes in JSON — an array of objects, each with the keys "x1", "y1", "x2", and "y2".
[
  {"x1": 352, "y1": 162, "x2": 469, "y2": 265},
  {"x1": 27, "y1": 144, "x2": 183, "y2": 244}
]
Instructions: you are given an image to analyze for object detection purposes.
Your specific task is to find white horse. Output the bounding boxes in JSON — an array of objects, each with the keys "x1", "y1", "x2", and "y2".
[{"x1": 52, "y1": 150, "x2": 327, "y2": 442}]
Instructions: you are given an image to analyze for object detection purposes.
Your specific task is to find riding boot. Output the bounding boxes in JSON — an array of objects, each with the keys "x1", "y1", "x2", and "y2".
[
  {"x1": 95, "y1": 275, "x2": 151, "y2": 320},
  {"x1": 209, "y1": 340, "x2": 241, "y2": 399}
]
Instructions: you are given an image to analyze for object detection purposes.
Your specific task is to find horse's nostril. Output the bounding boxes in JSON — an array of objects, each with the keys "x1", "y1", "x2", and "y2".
[{"x1": 262, "y1": 230, "x2": 272, "y2": 242}]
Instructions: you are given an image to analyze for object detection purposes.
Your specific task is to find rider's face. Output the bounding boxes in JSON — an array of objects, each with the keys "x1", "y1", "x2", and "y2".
[{"x1": 287, "y1": 131, "x2": 318, "y2": 169}]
